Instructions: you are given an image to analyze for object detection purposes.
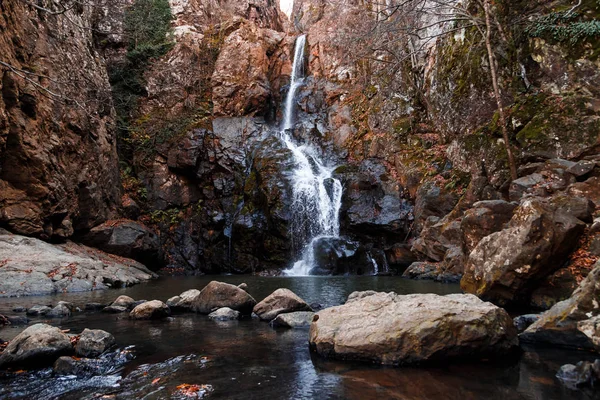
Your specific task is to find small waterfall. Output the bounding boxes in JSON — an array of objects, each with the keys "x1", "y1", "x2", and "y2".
[
  {"x1": 282, "y1": 35, "x2": 343, "y2": 276},
  {"x1": 368, "y1": 252, "x2": 379, "y2": 276}
]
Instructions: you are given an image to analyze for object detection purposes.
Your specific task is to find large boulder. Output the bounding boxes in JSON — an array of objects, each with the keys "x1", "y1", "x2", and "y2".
[
  {"x1": 461, "y1": 197, "x2": 586, "y2": 306},
  {"x1": 309, "y1": 292, "x2": 518, "y2": 365},
  {"x1": 129, "y1": 300, "x2": 171, "y2": 320},
  {"x1": 80, "y1": 220, "x2": 161, "y2": 267},
  {"x1": 520, "y1": 261, "x2": 600, "y2": 349},
  {"x1": 75, "y1": 328, "x2": 116, "y2": 358},
  {"x1": 0, "y1": 324, "x2": 73, "y2": 368},
  {"x1": 0, "y1": 233, "x2": 156, "y2": 297},
  {"x1": 253, "y1": 288, "x2": 312, "y2": 321},
  {"x1": 191, "y1": 281, "x2": 256, "y2": 315}
]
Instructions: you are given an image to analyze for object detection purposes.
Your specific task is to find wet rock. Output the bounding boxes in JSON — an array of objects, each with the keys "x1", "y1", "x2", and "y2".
[
  {"x1": 130, "y1": 300, "x2": 148, "y2": 310},
  {"x1": 80, "y1": 220, "x2": 161, "y2": 267},
  {"x1": 520, "y1": 261, "x2": 600, "y2": 348},
  {"x1": 402, "y1": 262, "x2": 461, "y2": 283},
  {"x1": 168, "y1": 289, "x2": 201, "y2": 310},
  {"x1": 462, "y1": 197, "x2": 585, "y2": 306},
  {"x1": 208, "y1": 307, "x2": 240, "y2": 321},
  {"x1": 270, "y1": 311, "x2": 315, "y2": 328},
  {"x1": 12, "y1": 307, "x2": 26, "y2": 313},
  {"x1": 556, "y1": 360, "x2": 600, "y2": 389},
  {"x1": 253, "y1": 288, "x2": 312, "y2": 321},
  {"x1": 309, "y1": 292, "x2": 518, "y2": 365},
  {"x1": 6, "y1": 315, "x2": 29, "y2": 325},
  {"x1": 0, "y1": 324, "x2": 73, "y2": 368},
  {"x1": 513, "y1": 314, "x2": 541, "y2": 334},
  {"x1": 310, "y1": 303, "x2": 323, "y2": 311},
  {"x1": 84, "y1": 303, "x2": 106, "y2": 311},
  {"x1": 102, "y1": 305, "x2": 128, "y2": 314},
  {"x1": 26, "y1": 305, "x2": 52, "y2": 316},
  {"x1": 166, "y1": 296, "x2": 181, "y2": 308},
  {"x1": 47, "y1": 302, "x2": 73, "y2": 318},
  {"x1": 129, "y1": 300, "x2": 170, "y2": 320},
  {"x1": 0, "y1": 234, "x2": 156, "y2": 297},
  {"x1": 191, "y1": 281, "x2": 256, "y2": 315},
  {"x1": 75, "y1": 329, "x2": 116, "y2": 358},
  {"x1": 54, "y1": 347, "x2": 135, "y2": 377},
  {"x1": 110, "y1": 295, "x2": 135, "y2": 309}
]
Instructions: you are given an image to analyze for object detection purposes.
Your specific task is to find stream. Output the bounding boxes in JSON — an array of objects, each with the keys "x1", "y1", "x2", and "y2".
[{"x1": 0, "y1": 276, "x2": 595, "y2": 399}]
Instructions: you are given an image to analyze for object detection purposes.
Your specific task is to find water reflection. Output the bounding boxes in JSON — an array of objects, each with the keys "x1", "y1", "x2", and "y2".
[{"x1": 0, "y1": 276, "x2": 593, "y2": 399}]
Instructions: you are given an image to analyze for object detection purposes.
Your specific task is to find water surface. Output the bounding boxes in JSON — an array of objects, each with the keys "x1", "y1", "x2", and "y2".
[{"x1": 0, "y1": 276, "x2": 594, "y2": 399}]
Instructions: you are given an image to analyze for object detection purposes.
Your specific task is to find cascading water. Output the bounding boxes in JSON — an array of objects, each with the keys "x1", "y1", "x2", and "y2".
[{"x1": 281, "y1": 35, "x2": 343, "y2": 276}]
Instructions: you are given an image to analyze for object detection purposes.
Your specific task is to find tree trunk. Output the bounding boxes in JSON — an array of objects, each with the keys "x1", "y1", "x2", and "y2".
[{"x1": 483, "y1": 0, "x2": 518, "y2": 181}]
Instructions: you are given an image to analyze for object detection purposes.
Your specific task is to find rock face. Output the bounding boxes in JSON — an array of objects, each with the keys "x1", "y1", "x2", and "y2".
[
  {"x1": 520, "y1": 261, "x2": 600, "y2": 349},
  {"x1": 0, "y1": 324, "x2": 73, "y2": 368},
  {"x1": 0, "y1": 0, "x2": 120, "y2": 240},
  {"x1": 80, "y1": 220, "x2": 161, "y2": 267},
  {"x1": 212, "y1": 23, "x2": 288, "y2": 117},
  {"x1": 0, "y1": 233, "x2": 156, "y2": 297},
  {"x1": 129, "y1": 300, "x2": 171, "y2": 320},
  {"x1": 75, "y1": 329, "x2": 116, "y2": 357},
  {"x1": 253, "y1": 289, "x2": 312, "y2": 321},
  {"x1": 309, "y1": 292, "x2": 518, "y2": 365},
  {"x1": 461, "y1": 197, "x2": 586, "y2": 306},
  {"x1": 192, "y1": 281, "x2": 256, "y2": 315}
]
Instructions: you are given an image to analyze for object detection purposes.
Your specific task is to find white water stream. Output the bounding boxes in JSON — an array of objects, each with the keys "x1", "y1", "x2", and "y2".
[{"x1": 282, "y1": 35, "x2": 343, "y2": 276}]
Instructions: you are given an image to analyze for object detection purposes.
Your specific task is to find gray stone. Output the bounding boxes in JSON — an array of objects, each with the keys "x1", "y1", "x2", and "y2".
[
  {"x1": 102, "y1": 305, "x2": 128, "y2": 314},
  {"x1": 271, "y1": 311, "x2": 315, "y2": 328},
  {"x1": 208, "y1": 307, "x2": 240, "y2": 321},
  {"x1": 567, "y1": 160, "x2": 596, "y2": 177},
  {"x1": 75, "y1": 328, "x2": 116, "y2": 357},
  {"x1": 26, "y1": 305, "x2": 52, "y2": 316},
  {"x1": 513, "y1": 314, "x2": 541, "y2": 333}
]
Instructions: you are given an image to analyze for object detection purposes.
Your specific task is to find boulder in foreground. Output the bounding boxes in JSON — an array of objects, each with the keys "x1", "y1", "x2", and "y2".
[
  {"x1": 191, "y1": 281, "x2": 256, "y2": 315},
  {"x1": 253, "y1": 288, "x2": 312, "y2": 321},
  {"x1": 0, "y1": 323, "x2": 73, "y2": 368},
  {"x1": 309, "y1": 292, "x2": 518, "y2": 365}
]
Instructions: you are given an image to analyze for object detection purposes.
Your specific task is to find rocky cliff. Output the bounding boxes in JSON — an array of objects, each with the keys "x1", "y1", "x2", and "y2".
[
  {"x1": 2, "y1": 0, "x2": 600, "y2": 310},
  {"x1": 0, "y1": 0, "x2": 121, "y2": 240}
]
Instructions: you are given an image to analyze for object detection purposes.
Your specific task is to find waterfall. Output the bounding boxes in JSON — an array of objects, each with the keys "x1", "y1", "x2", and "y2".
[{"x1": 281, "y1": 35, "x2": 343, "y2": 276}]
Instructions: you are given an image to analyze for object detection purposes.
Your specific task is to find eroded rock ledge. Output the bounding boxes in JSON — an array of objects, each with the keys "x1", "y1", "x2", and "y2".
[{"x1": 0, "y1": 231, "x2": 156, "y2": 297}]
